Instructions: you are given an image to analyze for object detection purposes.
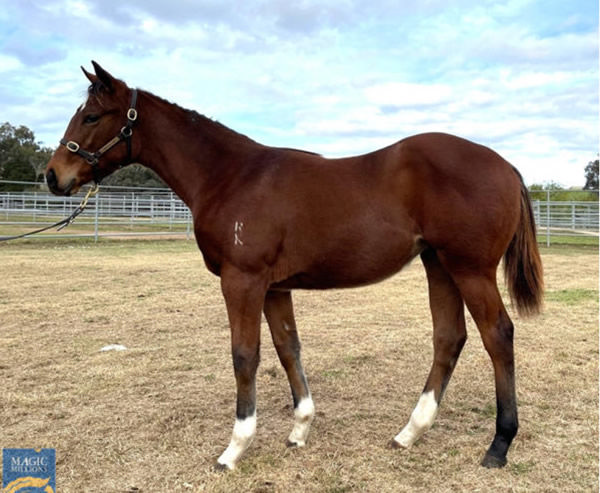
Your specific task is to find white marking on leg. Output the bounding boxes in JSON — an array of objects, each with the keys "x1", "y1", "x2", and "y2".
[
  {"x1": 394, "y1": 390, "x2": 438, "y2": 448},
  {"x1": 288, "y1": 396, "x2": 315, "y2": 447},
  {"x1": 217, "y1": 411, "x2": 257, "y2": 470}
]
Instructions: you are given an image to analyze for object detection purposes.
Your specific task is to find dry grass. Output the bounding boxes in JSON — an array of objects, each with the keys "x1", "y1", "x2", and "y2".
[{"x1": 0, "y1": 240, "x2": 597, "y2": 492}]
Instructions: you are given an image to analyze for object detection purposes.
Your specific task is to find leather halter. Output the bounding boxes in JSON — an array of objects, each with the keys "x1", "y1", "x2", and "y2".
[{"x1": 60, "y1": 89, "x2": 138, "y2": 184}]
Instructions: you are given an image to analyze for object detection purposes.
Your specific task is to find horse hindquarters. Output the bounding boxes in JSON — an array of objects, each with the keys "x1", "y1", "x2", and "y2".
[{"x1": 393, "y1": 179, "x2": 538, "y2": 466}]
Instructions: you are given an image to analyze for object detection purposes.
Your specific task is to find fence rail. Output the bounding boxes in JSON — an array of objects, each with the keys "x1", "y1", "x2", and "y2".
[
  {"x1": 0, "y1": 185, "x2": 193, "y2": 241},
  {"x1": 0, "y1": 182, "x2": 597, "y2": 245},
  {"x1": 529, "y1": 190, "x2": 599, "y2": 246}
]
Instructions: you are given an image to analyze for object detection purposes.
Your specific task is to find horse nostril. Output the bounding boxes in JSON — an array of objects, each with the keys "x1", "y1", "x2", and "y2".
[{"x1": 46, "y1": 169, "x2": 57, "y2": 188}]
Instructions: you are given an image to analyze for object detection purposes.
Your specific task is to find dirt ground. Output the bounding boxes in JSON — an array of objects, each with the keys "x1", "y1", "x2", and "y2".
[{"x1": 0, "y1": 240, "x2": 597, "y2": 492}]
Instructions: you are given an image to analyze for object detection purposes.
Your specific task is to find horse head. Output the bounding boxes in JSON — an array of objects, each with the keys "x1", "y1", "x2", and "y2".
[{"x1": 45, "y1": 61, "x2": 137, "y2": 195}]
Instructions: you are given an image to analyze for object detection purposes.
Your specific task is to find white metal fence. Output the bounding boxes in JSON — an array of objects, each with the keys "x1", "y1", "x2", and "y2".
[
  {"x1": 0, "y1": 181, "x2": 598, "y2": 245},
  {"x1": 529, "y1": 190, "x2": 598, "y2": 246},
  {"x1": 0, "y1": 181, "x2": 193, "y2": 241}
]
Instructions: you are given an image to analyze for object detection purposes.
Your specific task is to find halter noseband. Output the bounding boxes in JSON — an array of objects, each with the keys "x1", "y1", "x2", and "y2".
[{"x1": 60, "y1": 89, "x2": 138, "y2": 184}]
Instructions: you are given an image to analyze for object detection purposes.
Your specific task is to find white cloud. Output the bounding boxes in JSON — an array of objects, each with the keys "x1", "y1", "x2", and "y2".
[
  {"x1": 0, "y1": 54, "x2": 23, "y2": 71},
  {"x1": 364, "y1": 82, "x2": 454, "y2": 108},
  {"x1": 0, "y1": 0, "x2": 596, "y2": 188}
]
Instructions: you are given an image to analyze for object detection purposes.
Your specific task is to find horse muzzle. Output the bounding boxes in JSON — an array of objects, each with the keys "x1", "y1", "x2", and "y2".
[{"x1": 46, "y1": 168, "x2": 78, "y2": 196}]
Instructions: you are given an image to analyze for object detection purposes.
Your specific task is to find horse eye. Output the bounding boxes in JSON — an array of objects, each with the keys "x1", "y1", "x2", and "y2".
[{"x1": 83, "y1": 114, "x2": 100, "y2": 124}]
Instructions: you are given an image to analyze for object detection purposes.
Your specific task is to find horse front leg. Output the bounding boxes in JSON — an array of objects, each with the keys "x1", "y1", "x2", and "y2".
[
  {"x1": 263, "y1": 290, "x2": 315, "y2": 447},
  {"x1": 215, "y1": 267, "x2": 267, "y2": 471}
]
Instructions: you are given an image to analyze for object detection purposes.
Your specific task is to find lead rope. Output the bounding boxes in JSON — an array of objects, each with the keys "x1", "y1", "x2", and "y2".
[{"x1": 0, "y1": 184, "x2": 100, "y2": 242}]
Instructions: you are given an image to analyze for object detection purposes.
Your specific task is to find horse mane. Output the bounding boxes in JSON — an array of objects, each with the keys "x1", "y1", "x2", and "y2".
[
  {"x1": 87, "y1": 82, "x2": 321, "y2": 156},
  {"x1": 143, "y1": 90, "x2": 323, "y2": 156},
  {"x1": 143, "y1": 89, "x2": 261, "y2": 146}
]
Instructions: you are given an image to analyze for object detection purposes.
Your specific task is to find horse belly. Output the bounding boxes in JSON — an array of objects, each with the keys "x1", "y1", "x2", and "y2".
[{"x1": 275, "y1": 226, "x2": 423, "y2": 290}]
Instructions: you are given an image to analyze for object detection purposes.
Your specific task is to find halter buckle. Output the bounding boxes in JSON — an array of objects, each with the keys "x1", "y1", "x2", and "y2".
[
  {"x1": 121, "y1": 126, "x2": 133, "y2": 138},
  {"x1": 66, "y1": 141, "x2": 80, "y2": 153},
  {"x1": 127, "y1": 108, "x2": 138, "y2": 121}
]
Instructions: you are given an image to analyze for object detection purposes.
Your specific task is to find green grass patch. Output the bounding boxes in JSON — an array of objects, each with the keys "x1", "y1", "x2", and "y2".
[
  {"x1": 471, "y1": 403, "x2": 496, "y2": 419},
  {"x1": 322, "y1": 368, "x2": 345, "y2": 380},
  {"x1": 510, "y1": 460, "x2": 536, "y2": 475},
  {"x1": 343, "y1": 354, "x2": 374, "y2": 366},
  {"x1": 537, "y1": 234, "x2": 598, "y2": 247},
  {"x1": 546, "y1": 289, "x2": 598, "y2": 305},
  {"x1": 538, "y1": 244, "x2": 599, "y2": 256}
]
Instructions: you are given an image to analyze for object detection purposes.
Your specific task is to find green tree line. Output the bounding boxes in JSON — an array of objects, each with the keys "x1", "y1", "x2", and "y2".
[{"x1": 0, "y1": 122, "x2": 53, "y2": 190}]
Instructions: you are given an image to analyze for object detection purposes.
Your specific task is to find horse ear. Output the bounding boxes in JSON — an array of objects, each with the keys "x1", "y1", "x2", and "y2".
[
  {"x1": 81, "y1": 66, "x2": 97, "y2": 85},
  {"x1": 91, "y1": 60, "x2": 114, "y2": 92}
]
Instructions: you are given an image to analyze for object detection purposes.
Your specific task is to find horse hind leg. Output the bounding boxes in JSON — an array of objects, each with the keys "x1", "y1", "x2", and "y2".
[
  {"x1": 392, "y1": 248, "x2": 467, "y2": 449},
  {"x1": 450, "y1": 269, "x2": 518, "y2": 468},
  {"x1": 263, "y1": 290, "x2": 315, "y2": 447}
]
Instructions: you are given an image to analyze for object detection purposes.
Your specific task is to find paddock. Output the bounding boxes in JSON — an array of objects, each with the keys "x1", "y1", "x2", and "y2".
[{"x1": 0, "y1": 240, "x2": 597, "y2": 492}]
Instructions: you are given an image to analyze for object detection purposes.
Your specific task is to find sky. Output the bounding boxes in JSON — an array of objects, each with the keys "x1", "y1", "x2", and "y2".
[{"x1": 0, "y1": 0, "x2": 598, "y2": 187}]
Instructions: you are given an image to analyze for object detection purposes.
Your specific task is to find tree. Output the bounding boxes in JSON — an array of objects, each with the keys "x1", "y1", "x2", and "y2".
[
  {"x1": 529, "y1": 181, "x2": 597, "y2": 201},
  {"x1": 584, "y1": 158, "x2": 599, "y2": 190},
  {"x1": 0, "y1": 122, "x2": 52, "y2": 190},
  {"x1": 101, "y1": 164, "x2": 166, "y2": 188}
]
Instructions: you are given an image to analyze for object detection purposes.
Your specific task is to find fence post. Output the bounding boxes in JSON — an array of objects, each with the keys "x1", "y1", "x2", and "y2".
[
  {"x1": 186, "y1": 209, "x2": 192, "y2": 240},
  {"x1": 169, "y1": 193, "x2": 174, "y2": 230},
  {"x1": 94, "y1": 195, "x2": 99, "y2": 243},
  {"x1": 130, "y1": 192, "x2": 134, "y2": 227},
  {"x1": 546, "y1": 190, "x2": 550, "y2": 247}
]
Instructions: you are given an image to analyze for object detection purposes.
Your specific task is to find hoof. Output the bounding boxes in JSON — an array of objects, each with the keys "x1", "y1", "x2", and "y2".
[
  {"x1": 286, "y1": 439, "x2": 304, "y2": 448},
  {"x1": 388, "y1": 439, "x2": 402, "y2": 449},
  {"x1": 388, "y1": 438, "x2": 409, "y2": 450},
  {"x1": 481, "y1": 453, "x2": 507, "y2": 468},
  {"x1": 214, "y1": 462, "x2": 232, "y2": 472}
]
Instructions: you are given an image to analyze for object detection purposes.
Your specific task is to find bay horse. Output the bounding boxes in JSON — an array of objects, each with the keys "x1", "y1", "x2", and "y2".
[{"x1": 45, "y1": 62, "x2": 543, "y2": 470}]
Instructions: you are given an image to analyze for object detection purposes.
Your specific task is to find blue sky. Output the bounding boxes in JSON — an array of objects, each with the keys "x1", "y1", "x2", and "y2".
[{"x1": 0, "y1": 0, "x2": 597, "y2": 187}]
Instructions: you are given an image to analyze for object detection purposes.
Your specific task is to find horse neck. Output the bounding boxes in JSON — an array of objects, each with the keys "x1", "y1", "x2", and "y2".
[{"x1": 134, "y1": 90, "x2": 260, "y2": 210}]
